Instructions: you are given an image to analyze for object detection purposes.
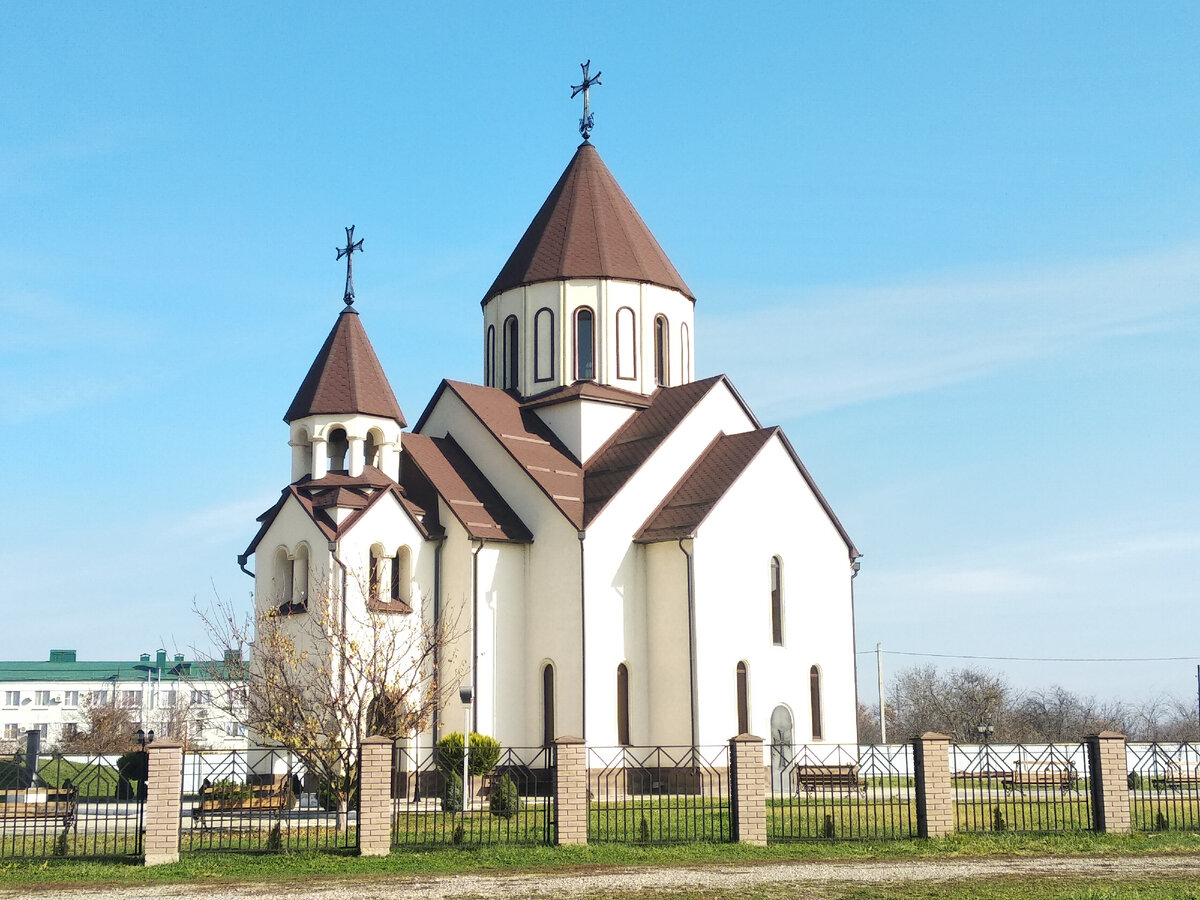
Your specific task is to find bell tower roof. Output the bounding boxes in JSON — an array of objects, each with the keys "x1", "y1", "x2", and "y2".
[
  {"x1": 284, "y1": 307, "x2": 406, "y2": 426},
  {"x1": 482, "y1": 142, "x2": 694, "y2": 306}
]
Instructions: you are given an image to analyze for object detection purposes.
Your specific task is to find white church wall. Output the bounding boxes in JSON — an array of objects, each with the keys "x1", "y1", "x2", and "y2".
[
  {"x1": 689, "y1": 435, "x2": 857, "y2": 749},
  {"x1": 642, "y1": 541, "x2": 693, "y2": 746},
  {"x1": 474, "y1": 541, "x2": 528, "y2": 747},
  {"x1": 531, "y1": 397, "x2": 637, "y2": 465}
]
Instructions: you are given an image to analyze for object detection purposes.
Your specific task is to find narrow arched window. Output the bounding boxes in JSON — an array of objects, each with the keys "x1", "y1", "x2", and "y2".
[
  {"x1": 616, "y1": 307, "x2": 636, "y2": 380},
  {"x1": 736, "y1": 661, "x2": 749, "y2": 735},
  {"x1": 542, "y1": 663, "x2": 556, "y2": 747},
  {"x1": 616, "y1": 663, "x2": 630, "y2": 746},
  {"x1": 369, "y1": 545, "x2": 383, "y2": 601},
  {"x1": 327, "y1": 428, "x2": 349, "y2": 471},
  {"x1": 770, "y1": 556, "x2": 783, "y2": 646},
  {"x1": 681, "y1": 322, "x2": 690, "y2": 385},
  {"x1": 486, "y1": 324, "x2": 496, "y2": 387},
  {"x1": 654, "y1": 315, "x2": 669, "y2": 387},
  {"x1": 293, "y1": 544, "x2": 309, "y2": 607},
  {"x1": 810, "y1": 665, "x2": 824, "y2": 741},
  {"x1": 391, "y1": 546, "x2": 412, "y2": 607},
  {"x1": 575, "y1": 307, "x2": 595, "y2": 381},
  {"x1": 534, "y1": 308, "x2": 554, "y2": 383},
  {"x1": 275, "y1": 548, "x2": 294, "y2": 608},
  {"x1": 504, "y1": 316, "x2": 520, "y2": 390}
]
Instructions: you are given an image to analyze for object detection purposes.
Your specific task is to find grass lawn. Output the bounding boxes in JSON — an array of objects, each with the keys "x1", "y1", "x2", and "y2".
[{"x1": 0, "y1": 831, "x2": 1197, "y2": 890}]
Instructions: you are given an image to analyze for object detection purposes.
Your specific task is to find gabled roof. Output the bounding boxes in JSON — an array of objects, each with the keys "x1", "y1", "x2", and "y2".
[
  {"x1": 583, "y1": 375, "x2": 752, "y2": 525},
  {"x1": 413, "y1": 380, "x2": 584, "y2": 529},
  {"x1": 522, "y1": 380, "x2": 652, "y2": 412},
  {"x1": 402, "y1": 434, "x2": 532, "y2": 543},
  {"x1": 284, "y1": 308, "x2": 406, "y2": 425},
  {"x1": 482, "y1": 142, "x2": 694, "y2": 306}
]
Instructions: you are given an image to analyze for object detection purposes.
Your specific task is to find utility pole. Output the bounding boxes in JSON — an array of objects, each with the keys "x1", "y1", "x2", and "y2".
[{"x1": 877, "y1": 643, "x2": 887, "y2": 744}]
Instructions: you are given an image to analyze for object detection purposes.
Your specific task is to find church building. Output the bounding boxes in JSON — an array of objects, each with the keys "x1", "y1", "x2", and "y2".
[{"x1": 241, "y1": 119, "x2": 861, "y2": 752}]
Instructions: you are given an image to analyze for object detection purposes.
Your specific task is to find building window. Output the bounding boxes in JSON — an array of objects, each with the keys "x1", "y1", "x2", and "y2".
[
  {"x1": 575, "y1": 307, "x2": 595, "y2": 380},
  {"x1": 36, "y1": 724, "x2": 48, "y2": 739},
  {"x1": 810, "y1": 665, "x2": 824, "y2": 741},
  {"x1": 293, "y1": 544, "x2": 309, "y2": 608},
  {"x1": 503, "y1": 315, "x2": 519, "y2": 391},
  {"x1": 122, "y1": 690, "x2": 142, "y2": 707},
  {"x1": 486, "y1": 324, "x2": 496, "y2": 386},
  {"x1": 62, "y1": 723, "x2": 79, "y2": 739},
  {"x1": 275, "y1": 548, "x2": 294, "y2": 610},
  {"x1": 616, "y1": 663, "x2": 630, "y2": 746},
  {"x1": 63, "y1": 691, "x2": 79, "y2": 707},
  {"x1": 681, "y1": 322, "x2": 690, "y2": 384},
  {"x1": 34, "y1": 691, "x2": 51, "y2": 706},
  {"x1": 164, "y1": 691, "x2": 177, "y2": 708},
  {"x1": 534, "y1": 307, "x2": 554, "y2": 382},
  {"x1": 542, "y1": 663, "x2": 555, "y2": 748},
  {"x1": 3, "y1": 691, "x2": 19, "y2": 707},
  {"x1": 616, "y1": 307, "x2": 636, "y2": 380},
  {"x1": 369, "y1": 545, "x2": 383, "y2": 601},
  {"x1": 392, "y1": 546, "x2": 412, "y2": 606},
  {"x1": 770, "y1": 556, "x2": 784, "y2": 646},
  {"x1": 736, "y1": 661, "x2": 749, "y2": 735},
  {"x1": 191, "y1": 690, "x2": 211, "y2": 706},
  {"x1": 654, "y1": 315, "x2": 669, "y2": 387},
  {"x1": 226, "y1": 722, "x2": 247, "y2": 737},
  {"x1": 89, "y1": 690, "x2": 109, "y2": 705},
  {"x1": 2, "y1": 724, "x2": 18, "y2": 739}
]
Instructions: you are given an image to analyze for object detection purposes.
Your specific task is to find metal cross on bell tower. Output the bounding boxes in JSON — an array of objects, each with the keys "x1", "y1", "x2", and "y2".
[
  {"x1": 336, "y1": 225, "x2": 364, "y2": 307},
  {"x1": 571, "y1": 59, "x2": 602, "y2": 141}
]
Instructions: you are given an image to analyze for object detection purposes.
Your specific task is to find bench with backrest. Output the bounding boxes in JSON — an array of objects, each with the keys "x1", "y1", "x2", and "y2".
[
  {"x1": 795, "y1": 764, "x2": 867, "y2": 795},
  {"x1": 0, "y1": 786, "x2": 78, "y2": 829},
  {"x1": 1151, "y1": 762, "x2": 1200, "y2": 793},
  {"x1": 192, "y1": 774, "x2": 294, "y2": 826},
  {"x1": 1002, "y1": 760, "x2": 1077, "y2": 794}
]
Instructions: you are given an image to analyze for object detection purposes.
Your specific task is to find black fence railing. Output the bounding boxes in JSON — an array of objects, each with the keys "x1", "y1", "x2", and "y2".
[
  {"x1": 1128, "y1": 742, "x2": 1200, "y2": 832},
  {"x1": 390, "y1": 745, "x2": 554, "y2": 847},
  {"x1": 0, "y1": 750, "x2": 146, "y2": 859},
  {"x1": 768, "y1": 743, "x2": 916, "y2": 841},
  {"x1": 181, "y1": 748, "x2": 356, "y2": 853},
  {"x1": 588, "y1": 745, "x2": 730, "y2": 844},
  {"x1": 953, "y1": 742, "x2": 1091, "y2": 833}
]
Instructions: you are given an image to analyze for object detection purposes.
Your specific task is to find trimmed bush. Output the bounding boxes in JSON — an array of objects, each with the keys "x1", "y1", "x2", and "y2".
[
  {"x1": 442, "y1": 771, "x2": 463, "y2": 813},
  {"x1": 489, "y1": 772, "x2": 521, "y2": 818},
  {"x1": 317, "y1": 775, "x2": 358, "y2": 811},
  {"x1": 436, "y1": 732, "x2": 502, "y2": 777}
]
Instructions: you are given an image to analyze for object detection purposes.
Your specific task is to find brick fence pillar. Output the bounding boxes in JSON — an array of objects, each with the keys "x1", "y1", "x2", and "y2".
[
  {"x1": 1086, "y1": 731, "x2": 1131, "y2": 834},
  {"x1": 729, "y1": 733, "x2": 767, "y2": 845},
  {"x1": 143, "y1": 740, "x2": 183, "y2": 865},
  {"x1": 913, "y1": 732, "x2": 954, "y2": 838},
  {"x1": 553, "y1": 736, "x2": 588, "y2": 845},
  {"x1": 358, "y1": 736, "x2": 394, "y2": 856}
]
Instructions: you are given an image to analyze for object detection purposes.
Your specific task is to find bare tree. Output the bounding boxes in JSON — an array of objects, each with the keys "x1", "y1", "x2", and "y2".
[
  {"x1": 888, "y1": 665, "x2": 1014, "y2": 742},
  {"x1": 58, "y1": 693, "x2": 140, "y2": 755}
]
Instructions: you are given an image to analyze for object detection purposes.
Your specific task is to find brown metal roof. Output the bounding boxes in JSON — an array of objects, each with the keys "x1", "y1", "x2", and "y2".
[
  {"x1": 482, "y1": 142, "x2": 694, "y2": 306},
  {"x1": 414, "y1": 380, "x2": 585, "y2": 529},
  {"x1": 284, "y1": 308, "x2": 406, "y2": 425},
  {"x1": 402, "y1": 433, "x2": 532, "y2": 543},
  {"x1": 635, "y1": 429, "x2": 776, "y2": 543}
]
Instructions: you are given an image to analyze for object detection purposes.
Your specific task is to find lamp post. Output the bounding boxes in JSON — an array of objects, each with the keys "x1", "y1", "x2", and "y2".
[
  {"x1": 976, "y1": 723, "x2": 995, "y2": 777},
  {"x1": 458, "y1": 685, "x2": 472, "y2": 809},
  {"x1": 135, "y1": 728, "x2": 155, "y2": 750}
]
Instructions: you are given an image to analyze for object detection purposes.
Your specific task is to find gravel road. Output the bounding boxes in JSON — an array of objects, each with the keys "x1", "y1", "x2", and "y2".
[{"x1": 8, "y1": 855, "x2": 1200, "y2": 900}]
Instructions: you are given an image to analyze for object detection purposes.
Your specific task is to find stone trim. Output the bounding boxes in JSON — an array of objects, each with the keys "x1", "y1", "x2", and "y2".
[
  {"x1": 913, "y1": 732, "x2": 953, "y2": 839},
  {"x1": 729, "y1": 733, "x2": 766, "y2": 845},
  {"x1": 358, "y1": 736, "x2": 394, "y2": 856},
  {"x1": 1086, "y1": 732, "x2": 1131, "y2": 834},
  {"x1": 144, "y1": 741, "x2": 184, "y2": 865}
]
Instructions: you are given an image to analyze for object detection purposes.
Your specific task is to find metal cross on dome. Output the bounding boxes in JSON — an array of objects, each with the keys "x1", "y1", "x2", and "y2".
[
  {"x1": 571, "y1": 59, "x2": 602, "y2": 141},
  {"x1": 336, "y1": 225, "x2": 364, "y2": 307}
]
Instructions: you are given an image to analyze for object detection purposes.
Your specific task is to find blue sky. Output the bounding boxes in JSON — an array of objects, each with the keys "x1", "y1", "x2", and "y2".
[{"x1": 2, "y1": 3, "x2": 1197, "y2": 710}]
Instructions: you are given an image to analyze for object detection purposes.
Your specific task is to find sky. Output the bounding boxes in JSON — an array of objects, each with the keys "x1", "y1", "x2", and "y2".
[{"x1": 2, "y1": 3, "x2": 1197, "y2": 713}]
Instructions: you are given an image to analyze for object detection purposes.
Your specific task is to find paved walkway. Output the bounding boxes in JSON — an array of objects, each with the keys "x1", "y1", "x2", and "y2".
[{"x1": 8, "y1": 854, "x2": 1200, "y2": 899}]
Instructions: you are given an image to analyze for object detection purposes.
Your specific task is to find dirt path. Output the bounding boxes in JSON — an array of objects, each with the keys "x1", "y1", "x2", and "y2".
[{"x1": 9, "y1": 854, "x2": 1200, "y2": 899}]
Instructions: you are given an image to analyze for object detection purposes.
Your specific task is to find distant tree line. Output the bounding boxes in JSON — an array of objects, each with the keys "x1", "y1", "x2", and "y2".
[{"x1": 857, "y1": 664, "x2": 1200, "y2": 743}]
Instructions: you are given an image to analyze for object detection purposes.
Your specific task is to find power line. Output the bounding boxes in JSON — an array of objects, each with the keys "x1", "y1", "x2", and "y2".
[{"x1": 856, "y1": 649, "x2": 1199, "y2": 663}]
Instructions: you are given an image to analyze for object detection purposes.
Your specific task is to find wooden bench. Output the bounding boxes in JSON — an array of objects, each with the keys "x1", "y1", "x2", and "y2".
[
  {"x1": 795, "y1": 764, "x2": 867, "y2": 795},
  {"x1": 1150, "y1": 762, "x2": 1200, "y2": 793},
  {"x1": 192, "y1": 775, "x2": 295, "y2": 826},
  {"x1": 0, "y1": 786, "x2": 78, "y2": 835},
  {"x1": 1002, "y1": 760, "x2": 1077, "y2": 794}
]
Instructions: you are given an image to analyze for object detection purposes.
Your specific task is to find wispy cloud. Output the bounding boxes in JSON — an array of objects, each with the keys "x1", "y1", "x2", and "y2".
[{"x1": 705, "y1": 242, "x2": 1200, "y2": 417}]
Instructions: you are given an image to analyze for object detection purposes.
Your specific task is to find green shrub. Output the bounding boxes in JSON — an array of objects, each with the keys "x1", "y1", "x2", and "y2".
[
  {"x1": 489, "y1": 772, "x2": 521, "y2": 818},
  {"x1": 316, "y1": 775, "x2": 357, "y2": 811},
  {"x1": 442, "y1": 771, "x2": 463, "y2": 813},
  {"x1": 436, "y1": 732, "x2": 502, "y2": 776}
]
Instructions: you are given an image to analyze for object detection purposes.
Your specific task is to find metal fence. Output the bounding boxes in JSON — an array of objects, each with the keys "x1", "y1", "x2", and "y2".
[
  {"x1": 181, "y1": 748, "x2": 356, "y2": 853},
  {"x1": 0, "y1": 749, "x2": 146, "y2": 859},
  {"x1": 390, "y1": 744, "x2": 554, "y2": 847},
  {"x1": 1127, "y1": 742, "x2": 1200, "y2": 832},
  {"x1": 953, "y1": 742, "x2": 1092, "y2": 832},
  {"x1": 768, "y1": 743, "x2": 917, "y2": 841},
  {"x1": 588, "y1": 745, "x2": 730, "y2": 843}
]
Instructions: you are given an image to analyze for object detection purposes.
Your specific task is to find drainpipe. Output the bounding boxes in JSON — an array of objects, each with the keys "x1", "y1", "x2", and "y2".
[
  {"x1": 237, "y1": 554, "x2": 254, "y2": 579},
  {"x1": 676, "y1": 539, "x2": 698, "y2": 749},
  {"x1": 850, "y1": 557, "x2": 863, "y2": 741},
  {"x1": 432, "y1": 534, "x2": 445, "y2": 744},
  {"x1": 328, "y1": 541, "x2": 349, "y2": 690},
  {"x1": 578, "y1": 530, "x2": 587, "y2": 741},
  {"x1": 470, "y1": 539, "x2": 482, "y2": 735}
]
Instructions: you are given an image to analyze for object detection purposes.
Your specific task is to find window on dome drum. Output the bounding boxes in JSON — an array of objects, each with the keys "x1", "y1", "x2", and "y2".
[
  {"x1": 736, "y1": 661, "x2": 749, "y2": 735},
  {"x1": 654, "y1": 315, "x2": 669, "y2": 386},
  {"x1": 616, "y1": 663, "x2": 630, "y2": 745},
  {"x1": 534, "y1": 308, "x2": 554, "y2": 382},
  {"x1": 486, "y1": 325, "x2": 496, "y2": 387},
  {"x1": 770, "y1": 556, "x2": 783, "y2": 646},
  {"x1": 616, "y1": 307, "x2": 636, "y2": 379},
  {"x1": 810, "y1": 665, "x2": 824, "y2": 740},
  {"x1": 327, "y1": 428, "x2": 349, "y2": 471},
  {"x1": 504, "y1": 316, "x2": 519, "y2": 390},
  {"x1": 542, "y1": 663, "x2": 555, "y2": 747},
  {"x1": 575, "y1": 307, "x2": 595, "y2": 380},
  {"x1": 681, "y1": 322, "x2": 690, "y2": 384}
]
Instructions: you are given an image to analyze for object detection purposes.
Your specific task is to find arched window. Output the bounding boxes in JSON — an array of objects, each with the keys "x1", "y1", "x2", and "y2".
[
  {"x1": 542, "y1": 663, "x2": 556, "y2": 747},
  {"x1": 292, "y1": 426, "x2": 311, "y2": 479},
  {"x1": 364, "y1": 428, "x2": 383, "y2": 469},
  {"x1": 391, "y1": 546, "x2": 412, "y2": 607},
  {"x1": 293, "y1": 544, "x2": 309, "y2": 608},
  {"x1": 369, "y1": 544, "x2": 384, "y2": 601},
  {"x1": 681, "y1": 323, "x2": 690, "y2": 384},
  {"x1": 770, "y1": 556, "x2": 783, "y2": 646},
  {"x1": 534, "y1": 308, "x2": 554, "y2": 382},
  {"x1": 274, "y1": 548, "x2": 294, "y2": 609},
  {"x1": 736, "y1": 661, "x2": 749, "y2": 735},
  {"x1": 810, "y1": 665, "x2": 824, "y2": 741},
  {"x1": 327, "y1": 428, "x2": 349, "y2": 471},
  {"x1": 654, "y1": 315, "x2": 669, "y2": 387},
  {"x1": 575, "y1": 307, "x2": 595, "y2": 381},
  {"x1": 616, "y1": 307, "x2": 636, "y2": 380},
  {"x1": 616, "y1": 663, "x2": 630, "y2": 746},
  {"x1": 503, "y1": 316, "x2": 520, "y2": 390},
  {"x1": 486, "y1": 325, "x2": 496, "y2": 387}
]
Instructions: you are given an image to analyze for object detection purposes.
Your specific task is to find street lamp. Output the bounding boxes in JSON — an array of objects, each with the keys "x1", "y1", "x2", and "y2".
[
  {"x1": 975, "y1": 723, "x2": 994, "y2": 746},
  {"x1": 135, "y1": 729, "x2": 155, "y2": 750},
  {"x1": 458, "y1": 685, "x2": 472, "y2": 809}
]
